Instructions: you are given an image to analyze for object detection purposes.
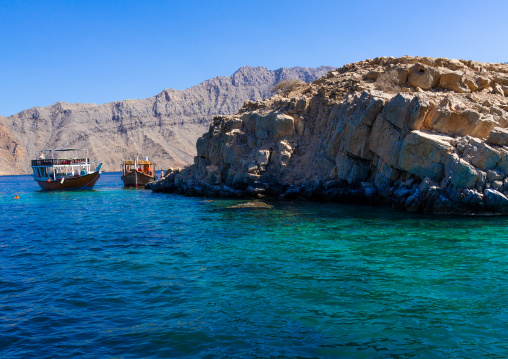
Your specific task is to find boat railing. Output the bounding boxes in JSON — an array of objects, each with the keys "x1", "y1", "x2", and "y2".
[{"x1": 31, "y1": 158, "x2": 88, "y2": 166}]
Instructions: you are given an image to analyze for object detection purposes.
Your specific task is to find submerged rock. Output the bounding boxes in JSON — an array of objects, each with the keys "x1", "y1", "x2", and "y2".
[{"x1": 227, "y1": 201, "x2": 274, "y2": 209}]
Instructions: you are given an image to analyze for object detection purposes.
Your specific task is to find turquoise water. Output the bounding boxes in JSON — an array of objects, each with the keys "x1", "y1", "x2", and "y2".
[{"x1": 1, "y1": 173, "x2": 508, "y2": 358}]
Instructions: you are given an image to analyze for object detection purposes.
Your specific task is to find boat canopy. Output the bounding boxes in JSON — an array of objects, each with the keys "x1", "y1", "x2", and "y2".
[
  {"x1": 42, "y1": 148, "x2": 88, "y2": 152},
  {"x1": 37, "y1": 148, "x2": 90, "y2": 162}
]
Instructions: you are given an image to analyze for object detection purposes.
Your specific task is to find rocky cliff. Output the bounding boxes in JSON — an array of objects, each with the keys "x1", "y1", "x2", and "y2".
[
  {"x1": 0, "y1": 115, "x2": 26, "y2": 174},
  {"x1": 0, "y1": 66, "x2": 333, "y2": 175},
  {"x1": 149, "y1": 56, "x2": 508, "y2": 214}
]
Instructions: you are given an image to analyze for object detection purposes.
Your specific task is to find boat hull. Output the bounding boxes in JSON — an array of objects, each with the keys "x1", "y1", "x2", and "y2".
[
  {"x1": 121, "y1": 170, "x2": 155, "y2": 187},
  {"x1": 35, "y1": 172, "x2": 101, "y2": 191}
]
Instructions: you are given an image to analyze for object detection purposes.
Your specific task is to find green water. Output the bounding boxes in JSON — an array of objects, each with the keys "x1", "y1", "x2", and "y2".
[{"x1": 1, "y1": 173, "x2": 508, "y2": 358}]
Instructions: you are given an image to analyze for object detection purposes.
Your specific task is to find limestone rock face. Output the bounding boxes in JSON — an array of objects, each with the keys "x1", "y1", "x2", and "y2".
[
  {"x1": 149, "y1": 56, "x2": 508, "y2": 214},
  {"x1": 445, "y1": 154, "x2": 478, "y2": 189},
  {"x1": 397, "y1": 131, "x2": 453, "y2": 181},
  {"x1": 438, "y1": 69, "x2": 470, "y2": 93},
  {"x1": 407, "y1": 64, "x2": 439, "y2": 90},
  {"x1": 0, "y1": 66, "x2": 333, "y2": 175},
  {"x1": 487, "y1": 127, "x2": 508, "y2": 146}
]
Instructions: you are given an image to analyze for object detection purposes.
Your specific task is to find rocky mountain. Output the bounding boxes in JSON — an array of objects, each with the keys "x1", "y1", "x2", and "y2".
[
  {"x1": 0, "y1": 115, "x2": 26, "y2": 174},
  {"x1": 0, "y1": 65, "x2": 334, "y2": 175},
  {"x1": 149, "y1": 56, "x2": 508, "y2": 215}
]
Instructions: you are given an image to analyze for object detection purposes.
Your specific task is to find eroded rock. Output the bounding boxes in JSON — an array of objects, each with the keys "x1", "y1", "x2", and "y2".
[
  {"x1": 150, "y1": 56, "x2": 508, "y2": 214},
  {"x1": 487, "y1": 127, "x2": 508, "y2": 146}
]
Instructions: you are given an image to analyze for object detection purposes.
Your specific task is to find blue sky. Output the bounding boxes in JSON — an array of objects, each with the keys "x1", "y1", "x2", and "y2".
[{"x1": 1, "y1": 0, "x2": 507, "y2": 116}]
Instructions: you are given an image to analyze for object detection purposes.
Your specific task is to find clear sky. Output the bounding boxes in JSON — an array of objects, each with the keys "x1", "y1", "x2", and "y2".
[{"x1": 1, "y1": 0, "x2": 507, "y2": 117}]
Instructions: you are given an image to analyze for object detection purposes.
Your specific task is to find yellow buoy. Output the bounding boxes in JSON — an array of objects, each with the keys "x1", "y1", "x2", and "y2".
[{"x1": 14, "y1": 194, "x2": 20, "y2": 199}]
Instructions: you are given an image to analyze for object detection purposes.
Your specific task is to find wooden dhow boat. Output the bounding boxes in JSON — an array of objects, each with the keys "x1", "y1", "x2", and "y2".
[
  {"x1": 32, "y1": 148, "x2": 102, "y2": 190},
  {"x1": 121, "y1": 155, "x2": 156, "y2": 187}
]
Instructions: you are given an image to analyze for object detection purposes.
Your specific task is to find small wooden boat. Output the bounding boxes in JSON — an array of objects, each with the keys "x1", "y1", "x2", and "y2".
[
  {"x1": 121, "y1": 155, "x2": 156, "y2": 187},
  {"x1": 32, "y1": 148, "x2": 102, "y2": 190}
]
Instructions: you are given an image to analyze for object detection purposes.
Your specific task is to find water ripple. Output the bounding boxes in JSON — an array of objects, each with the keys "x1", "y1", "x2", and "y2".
[{"x1": 1, "y1": 174, "x2": 508, "y2": 357}]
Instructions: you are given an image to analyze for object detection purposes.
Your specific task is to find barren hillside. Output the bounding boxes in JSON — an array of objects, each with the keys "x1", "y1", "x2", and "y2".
[{"x1": 0, "y1": 65, "x2": 334, "y2": 175}]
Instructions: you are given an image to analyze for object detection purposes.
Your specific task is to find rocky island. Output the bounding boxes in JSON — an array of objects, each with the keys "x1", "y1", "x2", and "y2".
[{"x1": 149, "y1": 56, "x2": 508, "y2": 214}]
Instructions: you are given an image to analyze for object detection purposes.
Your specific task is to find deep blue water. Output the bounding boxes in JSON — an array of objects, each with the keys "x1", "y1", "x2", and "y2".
[{"x1": 1, "y1": 172, "x2": 508, "y2": 358}]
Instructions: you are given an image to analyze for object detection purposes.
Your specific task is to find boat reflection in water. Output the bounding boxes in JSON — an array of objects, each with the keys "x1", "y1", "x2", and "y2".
[{"x1": 31, "y1": 148, "x2": 102, "y2": 190}]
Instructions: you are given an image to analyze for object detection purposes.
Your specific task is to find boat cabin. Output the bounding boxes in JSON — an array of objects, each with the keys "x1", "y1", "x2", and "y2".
[
  {"x1": 122, "y1": 159, "x2": 155, "y2": 177},
  {"x1": 32, "y1": 148, "x2": 100, "y2": 181}
]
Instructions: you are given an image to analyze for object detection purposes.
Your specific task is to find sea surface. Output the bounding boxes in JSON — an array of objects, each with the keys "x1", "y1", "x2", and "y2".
[{"x1": 1, "y1": 173, "x2": 508, "y2": 358}]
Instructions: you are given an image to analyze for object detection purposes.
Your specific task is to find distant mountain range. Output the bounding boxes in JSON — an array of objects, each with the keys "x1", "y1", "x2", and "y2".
[{"x1": 0, "y1": 65, "x2": 334, "y2": 175}]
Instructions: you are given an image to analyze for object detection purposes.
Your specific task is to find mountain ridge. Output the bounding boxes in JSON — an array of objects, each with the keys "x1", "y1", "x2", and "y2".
[{"x1": 0, "y1": 65, "x2": 334, "y2": 175}]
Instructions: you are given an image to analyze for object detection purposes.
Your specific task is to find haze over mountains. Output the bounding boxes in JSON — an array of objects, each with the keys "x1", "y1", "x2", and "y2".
[{"x1": 0, "y1": 65, "x2": 334, "y2": 175}]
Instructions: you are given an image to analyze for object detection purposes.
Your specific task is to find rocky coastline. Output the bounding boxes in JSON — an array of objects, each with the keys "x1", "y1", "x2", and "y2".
[{"x1": 148, "y1": 56, "x2": 508, "y2": 215}]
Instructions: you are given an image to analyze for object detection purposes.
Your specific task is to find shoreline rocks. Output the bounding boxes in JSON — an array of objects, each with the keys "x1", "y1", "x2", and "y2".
[{"x1": 148, "y1": 56, "x2": 508, "y2": 215}]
